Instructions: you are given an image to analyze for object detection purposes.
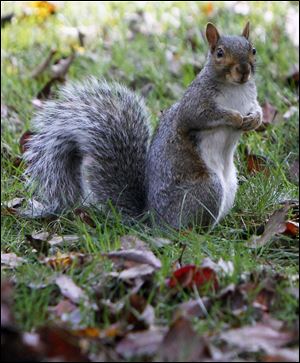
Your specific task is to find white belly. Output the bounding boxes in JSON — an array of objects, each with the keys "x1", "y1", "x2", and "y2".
[
  {"x1": 198, "y1": 128, "x2": 241, "y2": 223},
  {"x1": 197, "y1": 84, "x2": 257, "y2": 223}
]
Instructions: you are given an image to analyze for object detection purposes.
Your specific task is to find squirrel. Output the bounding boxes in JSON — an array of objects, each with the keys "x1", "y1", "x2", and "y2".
[{"x1": 24, "y1": 22, "x2": 262, "y2": 229}]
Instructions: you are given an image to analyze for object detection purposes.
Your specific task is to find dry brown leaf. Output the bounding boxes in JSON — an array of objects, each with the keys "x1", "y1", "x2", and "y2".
[
  {"x1": 246, "y1": 153, "x2": 271, "y2": 175},
  {"x1": 2, "y1": 197, "x2": 25, "y2": 209},
  {"x1": 48, "y1": 234, "x2": 80, "y2": 246},
  {"x1": 156, "y1": 317, "x2": 210, "y2": 362},
  {"x1": 220, "y1": 322, "x2": 294, "y2": 354},
  {"x1": 103, "y1": 249, "x2": 162, "y2": 270},
  {"x1": 248, "y1": 206, "x2": 290, "y2": 248},
  {"x1": 26, "y1": 231, "x2": 50, "y2": 254},
  {"x1": 1, "y1": 253, "x2": 26, "y2": 269},
  {"x1": 20, "y1": 130, "x2": 35, "y2": 154},
  {"x1": 74, "y1": 208, "x2": 96, "y2": 228},
  {"x1": 149, "y1": 237, "x2": 172, "y2": 248},
  {"x1": 49, "y1": 299, "x2": 77, "y2": 317},
  {"x1": 174, "y1": 297, "x2": 211, "y2": 319},
  {"x1": 44, "y1": 252, "x2": 91, "y2": 271},
  {"x1": 55, "y1": 275, "x2": 88, "y2": 304},
  {"x1": 116, "y1": 328, "x2": 165, "y2": 359},
  {"x1": 263, "y1": 347, "x2": 299, "y2": 362},
  {"x1": 119, "y1": 235, "x2": 149, "y2": 250},
  {"x1": 118, "y1": 263, "x2": 155, "y2": 280}
]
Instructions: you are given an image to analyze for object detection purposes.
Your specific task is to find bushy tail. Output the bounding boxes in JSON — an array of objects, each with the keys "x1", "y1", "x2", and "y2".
[{"x1": 24, "y1": 78, "x2": 151, "y2": 217}]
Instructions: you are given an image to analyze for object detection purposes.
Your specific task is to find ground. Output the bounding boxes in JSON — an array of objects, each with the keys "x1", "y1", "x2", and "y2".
[{"x1": 1, "y1": 1, "x2": 299, "y2": 362}]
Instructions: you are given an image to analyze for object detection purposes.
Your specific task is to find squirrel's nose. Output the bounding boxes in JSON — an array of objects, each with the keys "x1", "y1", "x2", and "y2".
[
  {"x1": 233, "y1": 63, "x2": 251, "y2": 82},
  {"x1": 234, "y1": 63, "x2": 251, "y2": 75}
]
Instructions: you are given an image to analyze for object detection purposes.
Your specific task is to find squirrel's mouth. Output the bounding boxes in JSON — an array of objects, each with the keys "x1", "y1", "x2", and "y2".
[{"x1": 227, "y1": 70, "x2": 251, "y2": 85}]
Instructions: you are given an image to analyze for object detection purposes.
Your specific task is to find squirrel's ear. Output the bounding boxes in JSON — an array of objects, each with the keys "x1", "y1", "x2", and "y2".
[
  {"x1": 206, "y1": 23, "x2": 220, "y2": 50},
  {"x1": 242, "y1": 21, "x2": 250, "y2": 39}
]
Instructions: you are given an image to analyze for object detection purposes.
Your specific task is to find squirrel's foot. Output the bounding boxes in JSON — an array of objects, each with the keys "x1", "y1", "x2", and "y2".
[{"x1": 241, "y1": 112, "x2": 262, "y2": 131}]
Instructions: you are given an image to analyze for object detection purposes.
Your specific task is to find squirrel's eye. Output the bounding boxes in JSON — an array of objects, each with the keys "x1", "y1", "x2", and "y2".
[
  {"x1": 216, "y1": 48, "x2": 224, "y2": 58},
  {"x1": 252, "y1": 47, "x2": 256, "y2": 55}
]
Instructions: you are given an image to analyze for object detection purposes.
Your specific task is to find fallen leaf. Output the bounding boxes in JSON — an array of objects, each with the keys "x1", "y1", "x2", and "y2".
[
  {"x1": 72, "y1": 327, "x2": 101, "y2": 338},
  {"x1": 263, "y1": 347, "x2": 299, "y2": 362},
  {"x1": 156, "y1": 317, "x2": 210, "y2": 362},
  {"x1": 167, "y1": 264, "x2": 218, "y2": 290},
  {"x1": 248, "y1": 205, "x2": 292, "y2": 248},
  {"x1": 26, "y1": 231, "x2": 50, "y2": 254},
  {"x1": 284, "y1": 221, "x2": 299, "y2": 237},
  {"x1": 116, "y1": 328, "x2": 165, "y2": 359},
  {"x1": 118, "y1": 264, "x2": 155, "y2": 280},
  {"x1": 246, "y1": 153, "x2": 271, "y2": 175},
  {"x1": 1, "y1": 253, "x2": 25, "y2": 269},
  {"x1": 174, "y1": 297, "x2": 211, "y2": 319},
  {"x1": 124, "y1": 294, "x2": 155, "y2": 329},
  {"x1": 119, "y1": 235, "x2": 149, "y2": 250},
  {"x1": 2, "y1": 197, "x2": 25, "y2": 209},
  {"x1": 1, "y1": 280, "x2": 15, "y2": 327},
  {"x1": 74, "y1": 208, "x2": 96, "y2": 228},
  {"x1": 47, "y1": 234, "x2": 80, "y2": 246},
  {"x1": 36, "y1": 327, "x2": 90, "y2": 362},
  {"x1": 149, "y1": 237, "x2": 172, "y2": 248},
  {"x1": 44, "y1": 252, "x2": 91, "y2": 271},
  {"x1": 19, "y1": 130, "x2": 35, "y2": 154},
  {"x1": 49, "y1": 299, "x2": 77, "y2": 317},
  {"x1": 55, "y1": 275, "x2": 88, "y2": 304},
  {"x1": 220, "y1": 322, "x2": 294, "y2": 354},
  {"x1": 104, "y1": 249, "x2": 162, "y2": 270}
]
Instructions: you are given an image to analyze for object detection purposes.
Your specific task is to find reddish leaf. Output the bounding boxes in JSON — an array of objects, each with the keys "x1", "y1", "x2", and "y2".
[
  {"x1": 283, "y1": 221, "x2": 299, "y2": 237},
  {"x1": 74, "y1": 208, "x2": 96, "y2": 228},
  {"x1": 37, "y1": 327, "x2": 90, "y2": 362},
  {"x1": 248, "y1": 205, "x2": 293, "y2": 248},
  {"x1": 167, "y1": 264, "x2": 218, "y2": 290},
  {"x1": 20, "y1": 130, "x2": 35, "y2": 154},
  {"x1": 246, "y1": 153, "x2": 271, "y2": 175}
]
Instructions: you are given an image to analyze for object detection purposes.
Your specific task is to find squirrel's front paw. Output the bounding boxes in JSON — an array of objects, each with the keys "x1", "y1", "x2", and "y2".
[
  {"x1": 230, "y1": 110, "x2": 243, "y2": 128},
  {"x1": 241, "y1": 112, "x2": 262, "y2": 131}
]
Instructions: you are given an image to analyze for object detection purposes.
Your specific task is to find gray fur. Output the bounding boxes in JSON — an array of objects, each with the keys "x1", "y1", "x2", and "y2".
[
  {"x1": 24, "y1": 30, "x2": 262, "y2": 229},
  {"x1": 24, "y1": 78, "x2": 150, "y2": 217}
]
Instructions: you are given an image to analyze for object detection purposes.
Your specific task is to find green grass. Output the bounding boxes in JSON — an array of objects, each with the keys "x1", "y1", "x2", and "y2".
[{"x1": 1, "y1": 1, "x2": 299, "y2": 359}]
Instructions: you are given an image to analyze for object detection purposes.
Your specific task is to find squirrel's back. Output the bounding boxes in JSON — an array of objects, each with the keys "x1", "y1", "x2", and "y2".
[{"x1": 24, "y1": 78, "x2": 151, "y2": 217}]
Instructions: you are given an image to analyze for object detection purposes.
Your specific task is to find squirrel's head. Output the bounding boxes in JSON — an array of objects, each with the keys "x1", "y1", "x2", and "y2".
[{"x1": 206, "y1": 22, "x2": 256, "y2": 85}]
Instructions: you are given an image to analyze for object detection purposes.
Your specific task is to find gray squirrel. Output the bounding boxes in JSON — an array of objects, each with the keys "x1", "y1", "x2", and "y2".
[{"x1": 24, "y1": 22, "x2": 262, "y2": 229}]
